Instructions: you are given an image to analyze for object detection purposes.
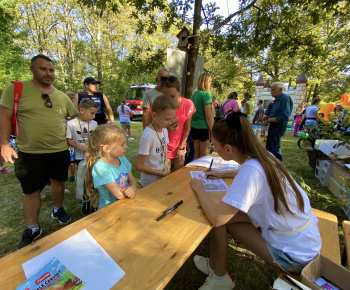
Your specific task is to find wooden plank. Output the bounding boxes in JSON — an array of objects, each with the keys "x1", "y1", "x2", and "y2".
[
  {"x1": 0, "y1": 166, "x2": 230, "y2": 289},
  {"x1": 312, "y1": 208, "x2": 341, "y2": 264},
  {"x1": 343, "y1": 220, "x2": 350, "y2": 270}
]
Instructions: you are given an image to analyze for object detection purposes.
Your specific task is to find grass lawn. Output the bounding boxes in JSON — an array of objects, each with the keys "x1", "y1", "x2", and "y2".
[{"x1": 0, "y1": 120, "x2": 347, "y2": 289}]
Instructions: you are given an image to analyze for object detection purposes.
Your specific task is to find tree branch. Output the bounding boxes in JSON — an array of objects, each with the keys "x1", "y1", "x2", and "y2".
[{"x1": 201, "y1": 0, "x2": 258, "y2": 39}]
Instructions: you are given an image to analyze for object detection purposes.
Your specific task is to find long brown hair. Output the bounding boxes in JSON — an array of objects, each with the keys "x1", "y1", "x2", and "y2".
[
  {"x1": 121, "y1": 99, "x2": 126, "y2": 114},
  {"x1": 85, "y1": 124, "x2": 125, "y2": 207},
  {"x1": 212, "y1": 113, "x2": 305, "y2": 215},
  {"x1": 197, "y1": 73, "x2": 212, "y2": 93}
]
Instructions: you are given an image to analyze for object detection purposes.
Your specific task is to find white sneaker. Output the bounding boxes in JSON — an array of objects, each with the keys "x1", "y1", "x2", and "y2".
[
  {"x1": 194, "y1": 255, "x2": 213, "y2": 275},
  {"x1": 125, "y1": 134, "x2": 129, "y2": 137},
  {"x1": 199, "y1": 273, "x2": 235, "y2": 290},
  {"x1": 128, "y1": 137, "x2": 134, "y2": 141}
]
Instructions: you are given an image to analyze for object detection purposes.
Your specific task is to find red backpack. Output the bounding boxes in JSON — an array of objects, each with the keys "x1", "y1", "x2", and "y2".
[{"x1": 10, "y1": 81, "x2": 23, "y2": 139}]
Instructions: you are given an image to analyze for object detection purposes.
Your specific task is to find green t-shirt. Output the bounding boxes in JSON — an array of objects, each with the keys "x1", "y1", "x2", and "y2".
[
  {"x1": 0, "y1": 80, "x2": 78, "y2": 153},
  {"x1": 190, "y1": 90, "x2": 212, "y2": 129},
  {"x1": 244, "y1": 100, "x2": 253, "y2": 116}
]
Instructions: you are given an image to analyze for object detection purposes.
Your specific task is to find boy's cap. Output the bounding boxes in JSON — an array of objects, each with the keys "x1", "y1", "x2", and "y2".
[{"x1": 84, "y1": 77, "x2": 101, "y2": 84}]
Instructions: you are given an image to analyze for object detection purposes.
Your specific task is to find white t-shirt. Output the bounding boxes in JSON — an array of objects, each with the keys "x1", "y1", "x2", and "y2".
[
  {"x1": 222, "y1": 158, "x2": 321, "y2": 264},
  {"x1": 138, "y1": 127, "x2": 169, "y2": 187},
  {"x1": 306, "y1": 105, "x2": 319, "y2": 119},
  {"x1": 117, "y1": 105, "x2": 131, "y2": 123},
  {"x1": 66, "y1": 118, "x2": 98, "y2": 160}
]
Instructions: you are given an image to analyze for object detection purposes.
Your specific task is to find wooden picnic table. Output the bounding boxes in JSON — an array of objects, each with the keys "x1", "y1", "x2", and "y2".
[
  {"x1": 0, "y1": 157, "x2": 342, "y2": 288},
  {"x1": 0, "y1": 165, "x2": 229, "y2": 289}
]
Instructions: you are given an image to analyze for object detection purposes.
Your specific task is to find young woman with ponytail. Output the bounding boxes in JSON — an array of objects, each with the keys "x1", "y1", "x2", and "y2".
[
  {"x1": 190, "y1": 112, "x2": 321, "y2": 290},
  {"x1": 117, "y1": 99, "x2": 134, "y2": 141}
]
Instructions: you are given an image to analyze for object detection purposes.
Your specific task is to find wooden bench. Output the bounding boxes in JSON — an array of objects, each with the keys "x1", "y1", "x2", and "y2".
[
  {"x1": 278, "y1": 208, "x2": 341, "y2": 279},
  {"x1": 343, "y1": 220, "x2": 350, "y2": 269}
]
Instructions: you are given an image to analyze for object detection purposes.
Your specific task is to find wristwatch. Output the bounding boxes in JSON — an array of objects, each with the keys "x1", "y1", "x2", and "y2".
[{"x1": 178, "y1": 146, "x2": 185, "y2": 150}]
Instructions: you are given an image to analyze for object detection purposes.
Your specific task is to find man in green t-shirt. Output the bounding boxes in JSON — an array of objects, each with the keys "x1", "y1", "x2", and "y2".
[{"x1": 0, "y1": 55, "x2": 78, "y2": 249}]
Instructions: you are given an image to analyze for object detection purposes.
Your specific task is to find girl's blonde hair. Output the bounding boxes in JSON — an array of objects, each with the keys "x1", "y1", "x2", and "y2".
[
  {"x1": 197, "y1": 73, "x2": 212, "y2": 93},
  {"x1": 151, "y1": 95, "x2": 177, "y2": 113},
  {"x1": 212, "y1": 112, "x2": 305, "y2": 216},
  {"x1": 85, "y1": 124, "x2": 125, "y2": 207}
]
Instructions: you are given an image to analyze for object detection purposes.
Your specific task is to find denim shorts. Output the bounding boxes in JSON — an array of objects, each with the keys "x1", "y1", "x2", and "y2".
[
  {"x1": 120, "y1": 121, "x2": 131, "y2": 126},
  {"x1": 304, "y1": 120, "x2": 317, "y2": 130},
  {"x1": 266, "y1": 242, "x2": 306, "y2": 273}
]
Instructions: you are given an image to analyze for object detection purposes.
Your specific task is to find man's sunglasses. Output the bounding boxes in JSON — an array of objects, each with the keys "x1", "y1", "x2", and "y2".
[
  {"x1": 42, "y1": 94, "x2": 52, "y2": 109},
  {"x1": 160, "y1": 76, "x2": 178, "y2": 83}
]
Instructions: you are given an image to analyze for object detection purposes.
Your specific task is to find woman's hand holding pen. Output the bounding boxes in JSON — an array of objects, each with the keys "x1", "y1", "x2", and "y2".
[
  {"x1": 205, "y1": 169, "x2": 239, "y2": 179},
  {"x1": 205, "y1": 169, "x2": 224, "y2": 179}
]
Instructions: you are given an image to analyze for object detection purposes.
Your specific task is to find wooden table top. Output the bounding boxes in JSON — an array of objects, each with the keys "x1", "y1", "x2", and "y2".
[{"x1": 0, "y1": 166, "x2": 229, "y2": 289}]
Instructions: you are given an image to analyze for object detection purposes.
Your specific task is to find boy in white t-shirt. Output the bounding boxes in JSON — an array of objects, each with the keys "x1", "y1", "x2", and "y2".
[{"x1": 66, "y1": 99, "x2": 98, "y2": 215}]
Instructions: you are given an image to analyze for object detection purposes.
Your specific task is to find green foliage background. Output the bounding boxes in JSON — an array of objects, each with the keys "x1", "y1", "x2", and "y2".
[{"x1": 0, "y1": 0, "x2": 349, "y2": 107}]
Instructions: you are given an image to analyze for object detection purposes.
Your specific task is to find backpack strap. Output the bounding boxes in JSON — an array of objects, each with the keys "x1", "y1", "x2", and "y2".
[{"x1": 11, "y1": 81, "x2": 23, "y2": 139}]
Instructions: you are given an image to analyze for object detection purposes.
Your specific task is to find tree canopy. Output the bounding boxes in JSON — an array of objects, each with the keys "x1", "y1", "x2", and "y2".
[{"x1": 0, "y1": 0, "x2": 349, "y2": 105}]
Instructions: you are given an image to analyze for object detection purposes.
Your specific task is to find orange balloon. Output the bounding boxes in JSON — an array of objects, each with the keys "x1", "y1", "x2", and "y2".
[{"x1": 341, "y1": 93, "x2": 350, "y2": 106}]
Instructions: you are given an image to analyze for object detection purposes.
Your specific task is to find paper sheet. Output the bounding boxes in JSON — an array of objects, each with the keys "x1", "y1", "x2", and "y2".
[
  {"x1": 22, "y1": 229, "x2": 125, "y2": 290},
  {"x1": 186, "y1": 156, "x2": 240, "y2": 171},
  {"x1": 190, "y1": 171, "x2": 229, "y2": 191}
]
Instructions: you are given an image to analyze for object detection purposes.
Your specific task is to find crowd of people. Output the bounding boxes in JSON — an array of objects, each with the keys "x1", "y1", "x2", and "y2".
[
  {"x1": 292, "y1": 97, "x2": 349, "y2": 139},
  {"x1": 0, "y1": 54, "x2": 321, "y2": 290}
]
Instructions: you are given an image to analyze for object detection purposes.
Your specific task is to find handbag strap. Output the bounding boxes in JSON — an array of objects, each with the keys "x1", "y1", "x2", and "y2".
[{"x1": 12, "y1": 81, "x2": 23, "y2": 138}]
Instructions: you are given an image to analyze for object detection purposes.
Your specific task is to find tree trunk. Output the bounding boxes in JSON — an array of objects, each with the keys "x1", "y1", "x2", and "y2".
[
  {"x1": 307, "y1": 83, "x2": 314, "y2": 103},
  {"x1": 184, "y1": 0, "x2": 202, "y2": 99},
  {"x1": 96, "y1": 15, "x2": 103, "y2": 90},
  {"x1": 313, "y1": 83, "x2": 319, "y2": 99}
]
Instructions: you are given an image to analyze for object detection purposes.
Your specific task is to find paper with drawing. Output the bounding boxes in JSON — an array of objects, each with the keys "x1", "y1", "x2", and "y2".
[{"x1": 190, "y1": 171, "x2": 229, "y2": 191}]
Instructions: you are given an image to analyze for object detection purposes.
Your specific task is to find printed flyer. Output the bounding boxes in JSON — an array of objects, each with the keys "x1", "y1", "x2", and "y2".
[{"x1": 17, "y1": 257, "x2": 85, "y2": 290}]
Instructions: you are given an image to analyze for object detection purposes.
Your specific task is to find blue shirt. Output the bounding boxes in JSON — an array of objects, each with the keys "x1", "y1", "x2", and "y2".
[
  {"x1": 92, "y1": 157, "x2": 132, "y2": 210},
  {"x1": 269, "y1": 93, "x2": 293, "y2": 124}
]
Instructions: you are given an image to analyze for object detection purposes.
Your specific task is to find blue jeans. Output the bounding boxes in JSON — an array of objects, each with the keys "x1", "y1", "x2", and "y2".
[
  {"x1": 266, "y1": 123, "x2": 287, "y2": 161},
  {"x1": 265, "y1": 242, "x2": 306, "y2": 273}
]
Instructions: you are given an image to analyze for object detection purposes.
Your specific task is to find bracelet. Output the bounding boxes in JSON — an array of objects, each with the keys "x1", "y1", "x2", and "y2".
[{"x1": 178, "y1": 146, "x2": 185, "y2": 150}]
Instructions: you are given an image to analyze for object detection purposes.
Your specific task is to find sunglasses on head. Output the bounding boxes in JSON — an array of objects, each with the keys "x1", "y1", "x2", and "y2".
[
  {"x1": 42, "y1": 94, "x2": 52, "y2": 109},
  {"x1": 160, "y1": 76, "x2": 178, "y2": 83}
]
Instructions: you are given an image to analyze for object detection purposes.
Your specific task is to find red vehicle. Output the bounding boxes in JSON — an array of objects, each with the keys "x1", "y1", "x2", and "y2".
[{"x1": 126, "y1": 83, "x2": 156, "y2": 119}]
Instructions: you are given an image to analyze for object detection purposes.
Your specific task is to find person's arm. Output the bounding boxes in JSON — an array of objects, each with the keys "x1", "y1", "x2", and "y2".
[
  {"x1": 142, "y1": 108, "x2": 150, "y2": 129},
  {"x1": 205, "y1": 169, "x2": 239, "y2": 179},
  {"x1": 314, "y1": 110, "x2": 322, "y2": 122},
  {"x1": 103, "y1": 182, "x2": 130, "y2": 200},
  {"x1": 103, "y1": 94, "x2": 114, "y2": 124},
  {"x1": 190, "y1": 178, "x2": 240, "y2": 226},
  {"x1": 0, "y1": 105, "x2": 17, "y2": 163},
  {"x1": 257, "y1": 111, "x2": 263, "y2": 123},
  {"x1": 67, "y1": 138, "x2": 86, "y2": 154},
  {"x1": 73, "y1": 93, "x2": 79, "y2": 110},
  {"x1": 122, "y1": 171, "x2": 137, "y2": 198},
  {"x1": 135, "y1": 154, "x2": 169, "y2": 177},
  {"x1": 204, "y1": 104, "x2": 214, "y2": 133},
  {"x1": 245, "y1": 102, "x2": 251, "y2": 115},
  {"x1": 177, "y1": 116, "x2": 192, "y2": 160}
]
